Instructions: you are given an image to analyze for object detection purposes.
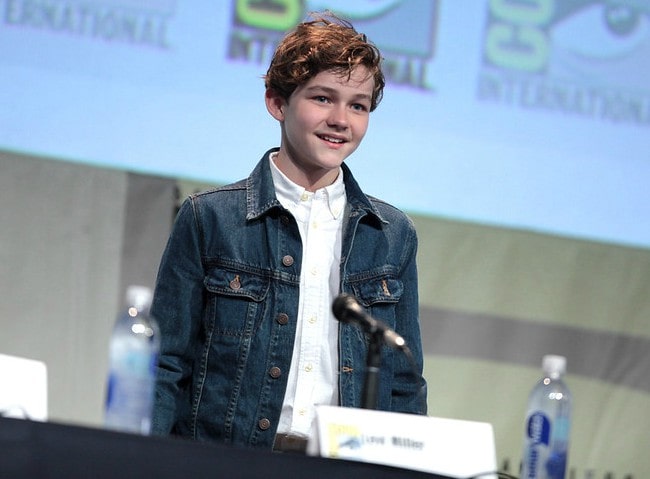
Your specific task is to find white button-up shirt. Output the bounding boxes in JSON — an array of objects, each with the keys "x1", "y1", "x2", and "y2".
[{"x1": 270, "y1": 155, "x2": 345, "y2": 438}]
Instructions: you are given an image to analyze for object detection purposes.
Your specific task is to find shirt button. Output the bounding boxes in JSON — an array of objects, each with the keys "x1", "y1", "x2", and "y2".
[
  {"x1": 305, "y1": 364, "x2": 313, "y2": 372},
  {"x1": 276, "y1": 313, "x2": 289, "y2": 325},
  {"x1": 258, "y1": 418, "x2": 271, "y2": 430},
  {"x1": 308, "y1": 315, "x2": 317, "y2": 324},
  {"x1": 269, "y1": 366, "x2": 282, "y2": 379},
  {"x1": 282, "y1": 255, "x2": 294, "y2": 267}
]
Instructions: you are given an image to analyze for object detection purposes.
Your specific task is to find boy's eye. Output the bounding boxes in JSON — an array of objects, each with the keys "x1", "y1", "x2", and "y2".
[
  {"x1": 352, "y1": 103, "x2": 369, "y2": 112},
  {"x1": 314, "y1": 96, "x2": 329, "y2": 103}
]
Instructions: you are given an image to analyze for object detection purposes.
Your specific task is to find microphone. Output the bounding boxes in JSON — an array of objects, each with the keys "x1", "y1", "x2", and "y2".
[{"x1": 332, "y1": 293, "x2": 406, "y2": 349}]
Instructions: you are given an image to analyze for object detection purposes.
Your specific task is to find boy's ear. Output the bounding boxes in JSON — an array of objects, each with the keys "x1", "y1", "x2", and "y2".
[{"x1": 265, "y1": 89, "x2": 286, "y2": 121}]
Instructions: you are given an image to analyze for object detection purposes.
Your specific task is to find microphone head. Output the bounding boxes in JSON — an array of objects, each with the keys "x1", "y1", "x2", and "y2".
[{"x1": 332, "y1": 293, "x2": 360, "y2": 324}]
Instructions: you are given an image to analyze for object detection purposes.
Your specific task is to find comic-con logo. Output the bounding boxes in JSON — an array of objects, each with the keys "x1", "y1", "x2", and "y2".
[
  {"x1": 478, "y1": 0, "x2": 650, "y2": 126},
  {"x1": 228, "y1": 0, "x2": 440, "y2": 91}
]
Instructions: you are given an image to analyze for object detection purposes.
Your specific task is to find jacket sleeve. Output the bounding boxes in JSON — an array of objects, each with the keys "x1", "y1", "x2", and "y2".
[
  {"x1": 391, "y1": 218, "x2": 428, "y2": 415},
  {"x1": 150, "y1": 197, "x2": 205, "y2": 435}
]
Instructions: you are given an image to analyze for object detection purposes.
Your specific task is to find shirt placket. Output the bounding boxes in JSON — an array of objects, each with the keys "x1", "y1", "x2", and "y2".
[{"x1": 291, "y1": 192, "x2": 330, "y2": 432}]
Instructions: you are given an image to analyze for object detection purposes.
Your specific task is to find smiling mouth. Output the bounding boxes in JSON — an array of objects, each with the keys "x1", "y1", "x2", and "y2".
[{"x1": 318, "y1": 134, "x2": 346, "y2": 144}]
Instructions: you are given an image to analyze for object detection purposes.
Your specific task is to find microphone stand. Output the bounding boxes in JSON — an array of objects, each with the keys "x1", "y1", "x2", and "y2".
[{"x1": 361, "y1": 328, "x2": 384, "y2": 410}]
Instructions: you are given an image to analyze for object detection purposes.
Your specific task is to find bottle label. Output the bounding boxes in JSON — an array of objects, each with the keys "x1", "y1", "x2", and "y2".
[
  {"x1": 523, "y1": 411, "x2": 567, "y2": 479},
  {"x1": 527, "y1": 411, "x2": 551, "y2": 446}
]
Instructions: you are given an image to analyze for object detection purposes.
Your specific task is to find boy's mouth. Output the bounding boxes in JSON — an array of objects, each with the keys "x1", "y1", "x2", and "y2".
[{"x1": 318, "y1": 134, "x2": 346, "y2": 144}]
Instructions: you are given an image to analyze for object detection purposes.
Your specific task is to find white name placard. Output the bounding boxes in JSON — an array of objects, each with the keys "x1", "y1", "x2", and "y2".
[
  {"x1": 0, "y1": 353, "x2": 48, "y2": 421},
  {"x1": 307, "y1": 406, "x2": 497, "y2": 479}
]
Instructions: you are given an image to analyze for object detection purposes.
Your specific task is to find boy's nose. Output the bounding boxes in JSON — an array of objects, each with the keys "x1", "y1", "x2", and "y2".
[{"x1": 327, "y1": 106, "x2": 349, "y2": 128}]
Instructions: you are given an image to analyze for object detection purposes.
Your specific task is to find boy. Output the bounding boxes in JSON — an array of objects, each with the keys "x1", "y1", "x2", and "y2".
[{"x1": 151, "y1": 12, "x2": 427, "y2": 452}]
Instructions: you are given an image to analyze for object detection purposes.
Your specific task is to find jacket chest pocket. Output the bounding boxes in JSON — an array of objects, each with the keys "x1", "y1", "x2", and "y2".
[{"x1": 204, "y1": 268, "x2": 270, "y2": 336}]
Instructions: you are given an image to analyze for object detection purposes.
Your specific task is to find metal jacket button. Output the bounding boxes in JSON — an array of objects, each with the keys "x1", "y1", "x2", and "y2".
[
  {"x1": 258, "y1": 418, "x2": 271, "y2": 430},
  {"x1": 229, "y1": 275, "x2": 241, "y2": 290}
]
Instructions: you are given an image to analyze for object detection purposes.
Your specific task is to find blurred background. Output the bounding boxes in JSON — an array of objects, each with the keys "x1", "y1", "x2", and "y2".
[{"x1": 1, "y1": 1, "x2": 648, "y2": 477}]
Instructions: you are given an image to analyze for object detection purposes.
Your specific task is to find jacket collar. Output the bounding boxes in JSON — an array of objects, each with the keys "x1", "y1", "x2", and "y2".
[{"x1": 246, "y1": 148, "x2": 387, "y2": 224}]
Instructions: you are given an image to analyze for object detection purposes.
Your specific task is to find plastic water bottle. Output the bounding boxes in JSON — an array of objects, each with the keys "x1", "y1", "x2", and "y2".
[
  {"x1": 104, "y1": 285, "x2": 160, "y2": 434},
  {"x1": 521, "y1": 355, "x2": 572, "y2": 479}
]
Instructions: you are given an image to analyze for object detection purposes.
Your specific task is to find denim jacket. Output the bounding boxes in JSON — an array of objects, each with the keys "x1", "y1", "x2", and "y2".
[{"x1": 151, "y1": 148, "x2": 427, "y2": 448}]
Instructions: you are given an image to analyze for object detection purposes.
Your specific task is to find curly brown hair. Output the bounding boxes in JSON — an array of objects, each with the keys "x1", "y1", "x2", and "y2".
[{"x1": 264, "y1": 12, "x2": 385, "y2": 112}]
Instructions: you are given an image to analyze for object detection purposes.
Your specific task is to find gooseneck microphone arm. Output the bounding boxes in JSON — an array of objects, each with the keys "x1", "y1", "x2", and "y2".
[{"x1": 362, "y1": 328, "x2": 383, "y2": 410}]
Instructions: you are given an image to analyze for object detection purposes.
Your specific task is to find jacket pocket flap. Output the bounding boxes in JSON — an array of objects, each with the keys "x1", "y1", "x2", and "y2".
[
  {"x1": 204, "y1": 269, "x2": 269, "y2": 301},
  {"x1": 351, "y1": 277, "x2": 403, "y2": 306}
]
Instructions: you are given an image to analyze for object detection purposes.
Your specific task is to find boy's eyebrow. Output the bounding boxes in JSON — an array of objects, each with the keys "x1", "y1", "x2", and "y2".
[{"x1": 304, "y1": 85, "x2": 372, "y2": 102}]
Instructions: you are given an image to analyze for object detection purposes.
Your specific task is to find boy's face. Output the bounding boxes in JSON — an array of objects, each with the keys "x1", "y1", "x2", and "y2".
[{"x1": 266, "y1": 66, "x2": 374, "y2": 191}]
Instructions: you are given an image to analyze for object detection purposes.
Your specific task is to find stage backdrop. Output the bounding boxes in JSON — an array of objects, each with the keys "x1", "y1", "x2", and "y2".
[{"x1": 1, "y1": 1, "x2": 649, "y2": 478}]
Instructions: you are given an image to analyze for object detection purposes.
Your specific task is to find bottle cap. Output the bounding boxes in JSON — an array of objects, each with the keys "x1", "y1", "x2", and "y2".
[
  {"x1": 542, "y1": 354, "x2": 566, "y2": 376},
  {"x1": 125, "y1": 285, "x2": 153, "y2": 311}
]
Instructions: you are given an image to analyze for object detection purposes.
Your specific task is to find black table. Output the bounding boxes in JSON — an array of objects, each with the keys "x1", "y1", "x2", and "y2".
[{"x1": 0, "y1": 417, "x2": 453, "y2": 478}]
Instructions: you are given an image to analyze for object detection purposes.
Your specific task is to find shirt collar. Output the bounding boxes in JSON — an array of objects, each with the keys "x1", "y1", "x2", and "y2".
[{"x1": 269, "y1": 153, "x2": 346, "y2": 220}]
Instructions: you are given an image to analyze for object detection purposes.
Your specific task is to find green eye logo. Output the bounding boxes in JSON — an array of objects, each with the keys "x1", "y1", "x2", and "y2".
[
  {"x1": 229, "y1": 1, "x2": 440, "y2": 91},
  {"x1": 478, "y1": 0, "x2": 650, "y2": 126}
]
